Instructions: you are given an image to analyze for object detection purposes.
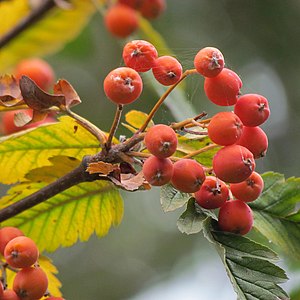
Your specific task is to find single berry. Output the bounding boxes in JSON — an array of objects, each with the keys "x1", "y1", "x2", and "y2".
[
  {"x1": 194, "y1": 176, "x2": 229, "y2": 209},
  {"x1": 1, "y1": 289, "x2": 20, "y2": 300},
  {"x1": 123, "y1": 40, "x2": 158, "y2": 72},
  {"x1": 213, "y1": 145, "x2": 255, "y2": 183},
  {"x1": 194, "y1": 47, "x2": 224, "y2": 78},
  {"x1": 152, "y1": 56, "x2": 183, "y2": 86},
  {"x1": 103, "y1": 67, "x2": 143, "y2": 105},
  {"x1": 171, "y1": 159, "x2": 206, "y2": 193},
  {"x1": 14, "y1": 58, "x2": 55, "y2": 91},
  {"x1": 144, "y1": 124, "x2": 177, "y2": 158},
  {"x1": 207, "y1": 111, "x2": 243, "y2": 146},
  {"x1": 236, "y1": 126, "x2": 268, "y2": 159},
  {"x1": 218, "y1": 199, "x2": 253, "y2": 235},
  {"x1": 234, "y1": 93, "x2": 270, "y2": 127},
  {"x1": 0, "y1": 226, "x2": 24, "y2": 256},
  {"x1": 230, "y1": 171, "x2": 264, "y2": 202},
  {"x1": 139, "y1": 0, "x2": 166, "y2": 19},
  {"x1": 4, "y1": 236, "x2": 39, "y2": 269},
  {"x1": 142, "y1": 155, "x2": 173, "y2": 186},
  {"x1": 104, "y1": 4, "x2": 139, "y2": 38},
  {"x1": 13, "y1": 266, "x2": 48, "y2": 300},
  {"x1": 204, "y1": 68, "x2": 242, "y2": 106}
]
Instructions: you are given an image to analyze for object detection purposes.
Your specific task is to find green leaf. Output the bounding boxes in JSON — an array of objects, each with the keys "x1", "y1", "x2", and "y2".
[
  {"x1": 0, "y1": 0, "x2": 99, "y2": 72},
  {"x1": 0, "y1": 116, "x2": 100, "y2": 184},
  {"x1": 0, "y1": 156, "x2": 123, "y2": 252},
  {"x1": 204, "y1": 227, "x2": 289, "y2": 300},
  {"x1": 250, "y1": 172, "x2": 300, "y2": 261},
  {"x1": 160, "y1": 184, "x2": 191, "y2": 212}
]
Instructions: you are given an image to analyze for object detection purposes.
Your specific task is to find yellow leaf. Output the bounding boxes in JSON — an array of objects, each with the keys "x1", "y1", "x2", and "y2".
[{"x1": 124, "y1": 110, "x2": 154, "y2": 130}]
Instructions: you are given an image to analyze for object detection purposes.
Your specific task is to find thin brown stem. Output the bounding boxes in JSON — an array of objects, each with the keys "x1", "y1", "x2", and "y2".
[{"x1": 182, "y1": 143, "x2": 219, "y2": 159}]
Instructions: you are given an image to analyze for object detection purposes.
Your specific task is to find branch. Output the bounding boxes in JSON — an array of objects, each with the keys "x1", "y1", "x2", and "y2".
[{"x1": 0, "y1": 0, "x2": 56, "y2": 49}]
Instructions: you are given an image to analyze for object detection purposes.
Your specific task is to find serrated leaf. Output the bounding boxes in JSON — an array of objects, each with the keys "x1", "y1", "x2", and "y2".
[
  {"x1": 160, "y1": 184, "x2": 191, "y2": 212},
  {"x1": 124, "y1": 110, "x2": 154, "y2": 131},
  {"x1": 0, "y1": 0, "x2": 99, "y2": 72},
  {"x1": 0, "y1": 115, "x2": 100, "y2": 184},
  {"x1": 250, "y1": 172, "x2": 300, "y2": 261}
]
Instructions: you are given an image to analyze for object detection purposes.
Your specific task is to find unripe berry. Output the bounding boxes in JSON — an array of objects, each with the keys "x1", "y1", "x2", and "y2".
[
  {"x1": 194, "y1": 176, "x2": 229, "y2": 209},
  {"x1": 13, "y1": 266, "x2": 48, "y2": 300},
  {"x1": 142, "y1": 156, "x2": 173, "y2": 186},
  {"x1": 194, "y1": 47, "x2": 224, "y2": 78},
  {"x1": 4, "y1": 236, "x2": 39, "y2": 269},
  {"x1": 123, "y1": 40, "x2": 158, "y2": 72},
  {"x1": 1, "y1": 289, "x2": 20, "y2": 300},
  {"x1": 144, "y1": 124, "x2": 177, "y2": 158},
  {"x1": 139, "y1": 0, "x2": 166, "y2": 19},
  {"x1": 103, "y1": 67, "x2": 143, "y2": 105},
  {"x1": 0, "y1": 226, "x2": 24, "y2": 256},
  {"x1": 218, "y1": 199, "x2": 253, "y2": 235},
  {"x1": 236, "y1": 126, "x2": 268, "y2": 159},
  {"x1": 171, "y1": 159, "x2": 206, "y2": 193},
  {"x1": 230, "y1": 171, "x2": 264, "y2": 202},
  {"x1": 234, "y1": 93, "x2": 270, "y2": 127},
  {"x1": 152, "y1": 56, "x2": 183, "y2": 86},
  {"x1": 207, "y1": 111, "x2": 243, "y2": 146},
  {"x1": 104, "y1": 4, "x2": 139, "y2": 38},
  {"x1": 14, "y1": 58, "x2": 55, "y2": 91},
  {"x1": 204, "y1": 68, "x2": 242, "y2": 106},
  {"x1": 213, "y1": 145, "x2": 255, "y2": 183}
]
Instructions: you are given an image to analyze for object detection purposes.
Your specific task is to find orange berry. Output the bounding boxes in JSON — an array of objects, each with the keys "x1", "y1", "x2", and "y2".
[{"x1": 0, "y1": 226, "x2": 24, "y2": 256}]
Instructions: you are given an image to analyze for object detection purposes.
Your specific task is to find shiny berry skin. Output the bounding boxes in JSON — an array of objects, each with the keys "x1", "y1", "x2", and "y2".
[
  {"x1": 103, "y1": 67, "x2": 143, "y2": 105},
  {"x1": 213, "y1": 145, "x2": 255, "y2": 183},
  {"x1": 204, "y1": 68, "x2": 242, "y2": 106},
  {"x1": 0, "y1": 226, "x2": 24, "y2": 256},
  {"x1": 104, "y1": 4, "x2": 139, "y2": 38},
  {"x1": 194, "y1": 47, "x2": 224, "y2": 78},
  {"x1": 13, "y1": 266, "x2": 48, "y2": 300},
  {"x1": 236, "y1": 126, "x2": 268, "y2": 159},
  {"x1": 4, "y1": 236, "x2": 39, "y2": 269},
  {"x1": 171, "y1": 159, "x2": 206, "y2": 193},
  {"x1": 207, "y1": 111, "x2": 243, "y2": 146},
  {"x1": 218, "y1": 199, "x2": 253, "y2": 235},
  {"x1": 1, "y1": 289, "x2": 20, "y2": 300},
  {"x1": 123, "y1": 40, "x2": 158, "y2": 72},
  {"x1": 152, "y1": 56, "x2": 183, "y2": 86},
  {"x1": 194, "y1": 176, "x2": 229, "y2": 209},
  {"x1": 230, "y1": 171, "x2": 264, "y2": 202},
  {"x1": 14, "y1": 58, "x2": 55, "y2": 91},
  {"x1": 234, "y1": 93, "x2": 270, "y2": 126},
  {"x1": 139, "y1": 0, "x2": 166, "y2": 19},
  {"x1": 142, "y1": 156, "x2": 173, "y2": 186},
  {"x1": 144, "y1": 124, "x2": 177, "y2": 158}
]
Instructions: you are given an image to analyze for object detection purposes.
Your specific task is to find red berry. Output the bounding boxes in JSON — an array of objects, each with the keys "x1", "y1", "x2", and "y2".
[
  {"x1": 123, "y1": 40, "x2": 158, "y2": 72},
  {"x1": 204, "y1": 68, "x2": 242, "y2": 106},
  {"x1": 236, "y1": 126, "x2": 268, "y2": 159},
  {"x1": 171, "y1": 159, "x2": 206, "y2": 193},
  {"x1": 194, "y1": 176, "x2": 229, "y2": 209},
  {"x1": 14, "y1": 58, "x2": 55, "y2": 91},
  {"x1": 142, "y1": 156, "x2": 173, "y2": 186},
  {"x1": 1, "y1": 289, "x2": 20, "y2": 300},
  {"x1": 103, "y1": 67, "x2": 143, "y2": 105},
  {"x1": 218, "y1": 199, "x2": 253, "y2": 235},
  {"x1": 152, "y1": 56, "x2": 183, "y2": 86},
  {"x1": 13, "y1": 266, "x2": 48, "y2": 300},
  {"x1": 207, "y1": 111, "x2": 243, "y2": 146},
  {"x1": 0, "y1": 281, "x2": 3, "y2": 297},
  {"x1": 47, "y1": 297, "x2": 65, "y2": 300},
  {"x1": 194, "y1": 47, "x2": 224, "y2": 78},
  {"x1": 144, "y1": 124, "x2": 177, "y2": 158},
  {"x1": 230, "y1": 171, "x2": 264, "y2": 202},
  {"x1": 0, "y1": 227, "x2": 24, "y2": 256},
  {"x1": 213, "y1": 145, "x2": 255, "y2": 183},
  {"x1": 139, "y1": 0, "x2": 166, "y2": 19},
  {"x1": 4, "y1": 236, "x2": 39, "y2": 269},
  {"x1": 118, "y1": 0, "x2": 141, "y2": 9},
  {"x1": 104, "y1": 4, "x2": 139, "y2": 38},
  {"x1": 234, "y1": 93, "x2": 270, "y2": 126}
]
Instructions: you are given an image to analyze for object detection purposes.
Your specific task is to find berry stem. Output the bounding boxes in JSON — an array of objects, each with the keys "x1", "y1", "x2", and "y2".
[
  {"x1": 182, "y1": 143, "x2": 219, "y2": 159},
  {"x1": 138, "y1": 69, "x2": 197, "y2": 133}
]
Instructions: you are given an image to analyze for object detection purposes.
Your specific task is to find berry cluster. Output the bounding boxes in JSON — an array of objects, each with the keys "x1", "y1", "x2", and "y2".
[
  {"x1": 104, "y1": 0, "x2": 166, "y2": 38},
  {"x1": 0, "y1": 227, "x2": 64, "y2": 300},
  {"x1": 103, "y1": 42, "x2": 270, "y2": 236}
]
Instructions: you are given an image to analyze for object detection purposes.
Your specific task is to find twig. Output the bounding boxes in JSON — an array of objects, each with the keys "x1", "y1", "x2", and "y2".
[{"x1": 182, "y1": 143, "x2": 219, "y2": 159}]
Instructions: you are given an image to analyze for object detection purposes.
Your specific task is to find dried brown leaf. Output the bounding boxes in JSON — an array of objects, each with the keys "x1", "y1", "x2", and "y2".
[
  {"x1": 0, "y1": 75, "x2": 24, "y2": 107},
  {"x1": 87, "y1": 161, "x2": 119, "y2": 176},
  {"x1": 109, "y1": 172, "x2": 151, "y2": 191}
]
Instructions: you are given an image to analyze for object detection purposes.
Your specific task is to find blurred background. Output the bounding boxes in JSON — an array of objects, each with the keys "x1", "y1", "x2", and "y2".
[{"x1": 3, "y1": 0, "x2": 300, "y2": 299}]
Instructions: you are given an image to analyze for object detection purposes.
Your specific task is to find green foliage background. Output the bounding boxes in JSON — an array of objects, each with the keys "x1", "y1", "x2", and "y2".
[{"x1": 1, "y1": 0, "x2": 300, "y2": 299}]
